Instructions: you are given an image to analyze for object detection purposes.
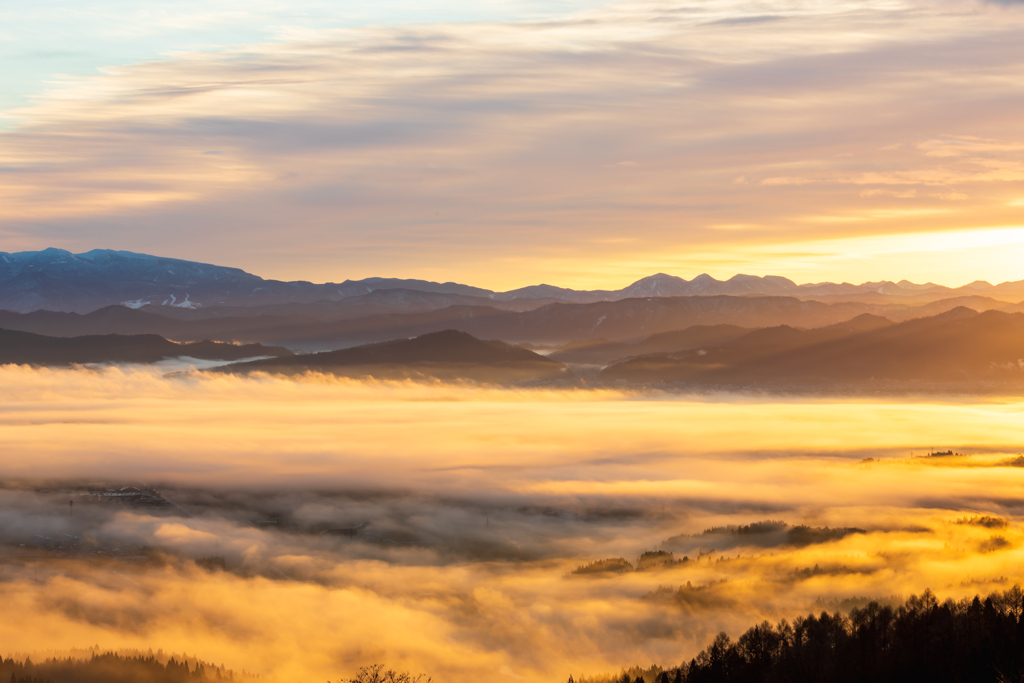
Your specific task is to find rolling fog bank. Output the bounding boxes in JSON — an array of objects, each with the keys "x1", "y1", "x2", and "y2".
[{"x1": 1, "y1": 366, "x2": 1024, "y2": 682}]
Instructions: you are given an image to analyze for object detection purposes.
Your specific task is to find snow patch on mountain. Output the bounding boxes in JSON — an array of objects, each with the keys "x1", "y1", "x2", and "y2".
[{"x1": 167, "y1": 294, "x2": 200, "y2": 309}]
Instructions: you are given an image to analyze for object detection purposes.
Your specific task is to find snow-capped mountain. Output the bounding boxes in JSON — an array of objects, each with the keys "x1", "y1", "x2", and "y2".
[
  {"x1": 2, "y1": 248, "x2": 1023, "y2": 314},
  {"x1": 0, "y1": 249, "x2": 488, "y2": 313}
]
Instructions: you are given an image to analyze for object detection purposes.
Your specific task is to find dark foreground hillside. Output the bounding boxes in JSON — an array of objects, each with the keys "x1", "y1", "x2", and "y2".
[
  {"x1": 218, "y1": 329, "x2": 569, "y2": 383},
  {"x1": 0, "y1": 653, "x2": 237, "y2": 683},
  {"x1": 597, "y1": 586, "x2": 1024, "y2": 683},
  {"x1": 0, "y1": 328, "x2": 292, "y2": 366}
]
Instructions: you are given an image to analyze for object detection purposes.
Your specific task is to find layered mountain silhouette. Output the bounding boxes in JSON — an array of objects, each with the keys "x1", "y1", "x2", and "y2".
[
  {"x1": 546, "y1": 325, "x2": 753, "y2": 365},
  {"x1": 217, "y1": 329, "x2": 567, "y2": 383},
  {"x1": 0, "y1": 328, "x2": 291, "y2": 366},
  {"x1": 142, "y1": 288, "x2": 559, "y2": 322},
  {"x1": 3, "y1": 248, "x2": 1023, "y2": 390},
  {"x1": 0, "y1": 294, "x2": 1011, "y2": 351},
  {"x1": 601, "y1": 308, "x2": 1024, "y2": 388},
  {"x1": 4, "y1": 248, "x2": 1024, "y2": 314}
]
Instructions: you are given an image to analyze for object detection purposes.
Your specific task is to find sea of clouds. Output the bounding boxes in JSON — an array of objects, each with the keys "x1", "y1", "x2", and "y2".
[{"x1": 1, "y1": 365, "x2": 1023, "y2": 682}]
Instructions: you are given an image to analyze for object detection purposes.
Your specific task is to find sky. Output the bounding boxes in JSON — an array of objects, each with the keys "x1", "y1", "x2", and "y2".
[{"x1": 2, "y1": 0, "x2": 1024, "y2": 289}]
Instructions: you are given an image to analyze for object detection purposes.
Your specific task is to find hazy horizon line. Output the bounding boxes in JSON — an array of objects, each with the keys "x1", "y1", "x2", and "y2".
[{"x1": 4, "y1": 245, "x2": 1018, "y2": 293}]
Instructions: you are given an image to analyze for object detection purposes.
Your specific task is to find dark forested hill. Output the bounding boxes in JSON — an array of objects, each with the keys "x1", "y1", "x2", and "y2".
[
  {"x1": 0, "y1": 652, "x2": 239, "y2": 683},
  {"x1": 0, "y1": 328, "x2": 291, "y2": 366},
  {"x1": 610, "y1": 586, "x2": 1024, "y2": 683},
  {"x1": 217, "y1": 329, "x2": 567, "y2": 383}
]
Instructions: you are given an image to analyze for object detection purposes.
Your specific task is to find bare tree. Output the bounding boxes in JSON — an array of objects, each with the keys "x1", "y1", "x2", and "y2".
[{"x1": 336, "y1": 664, "x2": 431, "y2": 683}]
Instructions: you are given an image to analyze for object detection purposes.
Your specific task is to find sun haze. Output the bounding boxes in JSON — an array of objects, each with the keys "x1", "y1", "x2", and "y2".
[
  {"x1": 3, "y1": 2, "x2": 1024, "y2": 683},
  {"x1": 3, "y1": 0, "x2": 1024, "y2": 288}
]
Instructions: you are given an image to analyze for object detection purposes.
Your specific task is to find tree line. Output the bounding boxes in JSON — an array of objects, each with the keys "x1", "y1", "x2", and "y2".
[
  {"x1": 587, "y1": 585, "x2": 1024, "y2": 683},
  {"x1": 1, "y1": 653, "x2": 232, "y2": 683}
]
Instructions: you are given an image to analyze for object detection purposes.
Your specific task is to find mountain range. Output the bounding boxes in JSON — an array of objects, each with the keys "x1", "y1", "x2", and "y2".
[
  {"x1": 6, "y1": 307, "x2": 1018, "y2": 390},
  {"x1": 3, "y1": 248, "x2": 1024, "y2": 391},
  {"x1": 4, "y1": 248, "x2": 1024, "y2": 315},
  {"x1": 0, "y1": 292, "x2": 1019, "y2": 351},
  {"x1": 600, "y1": 308, "x2": 1024, "y2": 389}
]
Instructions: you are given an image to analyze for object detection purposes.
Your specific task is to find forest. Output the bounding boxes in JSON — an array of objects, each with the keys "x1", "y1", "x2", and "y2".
[
  {"x1": 0, "y1": 654, "x2": 426, "y2": 683},
  {"x1": 0, "y1": 653, "x2": 233, "y2": 683},
  {"x1": 596, "y1": 586, "x2": 1024, "y2": 683},
  {"x1": 9, "y1": 584, "x2": 1024, "y2": 683}
]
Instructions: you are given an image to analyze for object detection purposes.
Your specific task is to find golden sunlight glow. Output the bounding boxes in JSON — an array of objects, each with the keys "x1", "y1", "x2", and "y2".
[
  {"x1": 2, "y1": 367, "x2": 1024, "y2": 682},
  {"x1": 624, "y1": 225, "x2": 1024, "y2": 289},
  {"x1": 4, "y1": 0, "x2": 1024, "y2": 680}
]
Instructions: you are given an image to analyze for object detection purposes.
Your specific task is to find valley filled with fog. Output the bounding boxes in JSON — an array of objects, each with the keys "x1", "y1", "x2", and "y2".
[
  {"x1": 6, "y1": 0, "x2": 1024, "y2": 677},
  {"x1": 1, "y1": 365, "x2": 1023, "y2": 682}
]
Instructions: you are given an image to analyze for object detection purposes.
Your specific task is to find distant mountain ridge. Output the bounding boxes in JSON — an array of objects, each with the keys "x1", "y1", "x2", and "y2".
[
  {"x1": 0, "y1": 248, "x2": 492, "y2": 314},
  {"x1": 3, "y1": 248, "x2": 1024, "y2": 314},
  {"x1": 601, "y1": 308, "x2": 1024, "y2": 389},
  {"x1": 0, "y1": 293, "x2": 1018, "y2": 351}
]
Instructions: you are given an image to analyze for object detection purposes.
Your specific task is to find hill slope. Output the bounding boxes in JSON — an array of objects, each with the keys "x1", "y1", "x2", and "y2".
[
  {"x1": 548, "y1": 325, "x2": 754, "y2": 365},
  {"x1": 0, "y1": 328, "x2": 291, "y2": 366},
  {"x1": 601, "y1": 308, "x2": 1024, "y2": 389},
  {"x1": 219, "y1": 330, "x2": 567, "y2": 383}
]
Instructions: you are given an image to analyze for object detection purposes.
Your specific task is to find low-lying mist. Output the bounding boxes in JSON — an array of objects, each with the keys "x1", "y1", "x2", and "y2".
[{"x1": 2, "y1": 365, "x2": 1024, "y2": 682}]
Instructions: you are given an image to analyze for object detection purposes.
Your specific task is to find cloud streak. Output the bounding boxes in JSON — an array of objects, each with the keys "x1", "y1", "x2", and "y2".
[{"x1": 1, "y1": 0, "x2": 1024, "y2": 287}]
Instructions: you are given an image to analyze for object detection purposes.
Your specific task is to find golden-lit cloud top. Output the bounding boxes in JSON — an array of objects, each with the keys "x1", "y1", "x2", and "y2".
[
  {"x1": 3, "y1": 366, "x2": 1024, "y2": 682},
  {"x1": 2, "y1": 0, "x2": 1024, "y2": 287}
]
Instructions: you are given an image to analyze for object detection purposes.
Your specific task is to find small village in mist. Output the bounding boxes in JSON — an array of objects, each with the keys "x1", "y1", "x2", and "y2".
[{"x1": 4, "y1": 0, "x2": 1024, "y2": 680}]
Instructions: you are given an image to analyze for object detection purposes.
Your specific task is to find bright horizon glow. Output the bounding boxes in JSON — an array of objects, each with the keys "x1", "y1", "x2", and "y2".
[{"x1": 17, "y1": 222, "x2": 1024, "y2": 292}]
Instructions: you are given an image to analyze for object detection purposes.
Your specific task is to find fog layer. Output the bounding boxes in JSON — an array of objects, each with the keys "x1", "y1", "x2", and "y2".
[{"x1": 1, "y1": 365, "x2": 1023, "y2": 682}]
